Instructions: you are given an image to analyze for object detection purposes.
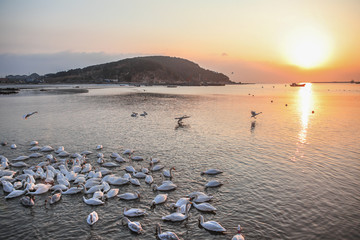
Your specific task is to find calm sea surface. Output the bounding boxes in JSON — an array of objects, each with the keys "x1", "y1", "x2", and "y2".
[{"x1": 0, "y1": 83, "x2": 359, "y2": 239}]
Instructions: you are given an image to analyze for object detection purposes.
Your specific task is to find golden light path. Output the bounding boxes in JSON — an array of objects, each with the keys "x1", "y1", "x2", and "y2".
[{"x1": 298, "y1": 83, "x2": 314, "y2": 144}]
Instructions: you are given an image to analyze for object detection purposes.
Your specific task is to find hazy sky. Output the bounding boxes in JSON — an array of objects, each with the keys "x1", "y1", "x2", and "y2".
[{"x1": 0, "y1": 0, "x2": 359, "y2": 83}]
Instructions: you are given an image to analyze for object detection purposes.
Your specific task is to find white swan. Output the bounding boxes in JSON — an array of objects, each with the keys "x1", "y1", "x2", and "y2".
[
  {"x1": 232, "y1": 225, "x2": 245, "y2": 240},
  {"x1": 133, "y1": 171, "x2": 147, "y2": 178},
  {"x1": 58, "y1": 151, "x2": 70, "y2": 157},
  {"x1": 170, "y1": 197, "x2": 190, "y2": 209},
  {"x1": 106, "y1": 176, "x2": 129, "y2": 186},
  {"x1": 40, "y1": 145, "x2": 54, "y2": 152},
  {"x1": 83, "y1": 196, "x2": 104, "y2": 206},
  {"x1": 151, "y1": 194, "x2": 168, "y2": 207},
  {"x1": 122, "y1": 217, "x2": 143, "y2": 234},
  {"x1": 29, "y1": 152, "x2": 43, "y2": 158},
  {"x1": 28, "y1": 183, "x2": 52, "y2": 195},
  {"x1": 87, "y1": 211, "x2": 99, "y2": 225},
  {"x1": 152, "y1": 181, "x2": 177, "y2": 191},
  {"x1": 150, "y1": 162, "x2": 165, "y2": 172},
  {"x1": 156, "y1": 223, "x2": 180, "y2": 240},
  {"x1": 5, "y1": 189, "x2": 26, "y2": 199},
  {"x1": 192, "y1": 202, "x2": 217, "y2": 212},
  {"x1": 13, "y1": 156, "x2": 30, "y2": 161},
  {"x1": 162, "y1": 203, "x2": 191, "y2": 222},
  {"x1": 30, "y1": 140, "x2": 39, "y2": 146},
  {"x1": 101, "y1": 162, "x2": 119, "y2": 167},
  {"x1": 62, "y1": 184, "x2": 84, "y2": 195},
  {"x1": 50, "y1": 184, "x2": 68, "y2": 192},
  {"x1": 123, "y1": 149, "x2": 133, "y2": 155},
  {"x1": 1, "y1": 180, "x2": 14, "y2": 193},
  {"x1": 10, "y1": 144, "x2": 17, "y2": 149},
  {"x1": 163, "y1": 167, "x2": 175, "y2": 178},
  {"x1": 95, "y1": 145, "x2": 103, "y2": 150},
  {"x1": 131, "y1": 155, "x2": 144, "y2": 161},
  {"x1": 201, "y1": 169, "x2": 223, "y2": 175},
  {"x1": 205, "y1": 180, "x2": 222, "y2": 188},
  {"x1": 29, "y1": 146, "x2": 41, "y2": 151},
  {"x1": 130, "y1": 178, "x2": 141, "y2": 186},
  {"x1": 118, "y1": 191, "x2": 140, "y2": 200},
  {"x1": 123, "y1": 207, "x2": 146, "y2": 217},
  {"x1": 199, "y1": 215, "x2": 226, "y2": 233},
  {"x1": 125, "y1": 165, "x2": 136, "y2": 173},
  {"x1": 54, "y1": 146, "x2": 64, "y2": 154},
  {"x1": 114, "y1": 156, "x2": 127, "y2": 163},
  {"x1": 20, "y1": 196, "x2": 35, "y2": 207},
  {"x1": 46, "y1": 190, "x2": 62, "y2": 205},
  {"x1": 10, "y1": 162, "x2": 28, "y2": 168},
  {"x1": 92, "y1": 190, "x2": 104, "y2": 200},
  {"x1": 190, "y1": 192, "x2": 213, "y2": 203},
  {"x1": 145, "y1": 175, "x2": 153, "y2": 184},
  {"x1": 110, "y1": 152, "x2": 121, "y2": 158},
  {"x1": 80, "y1": 150, "x2": 92, "y2": 155},
  {"x1": 105, "y1": 188, "x2": 119, "y2": 199}
]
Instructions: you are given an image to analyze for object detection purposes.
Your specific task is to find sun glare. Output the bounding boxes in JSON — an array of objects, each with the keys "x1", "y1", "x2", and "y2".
[{"x1": 283, "y1": 28, "x2": 332, "y2": 69}]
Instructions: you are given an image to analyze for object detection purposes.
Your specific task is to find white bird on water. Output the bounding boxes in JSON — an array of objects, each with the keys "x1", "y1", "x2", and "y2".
[
  {"x1": 156, "y1": 223, "x2": 180, "y2": 240},
  {"x1": 87, "y1": 211, "x2": 99, "y2": 225},
  {"x1": 232, "y1": 225, "x2": 245, "y2": 240},
  {"x1": 198, "y1": 215, "x2": 226, "y2": 233},
  {"x1": 122, "y1": 217, "x2": 143, "y2": 234},
  {"x1": 251, "y1": 111, "x2": 262, "y2": 119}
]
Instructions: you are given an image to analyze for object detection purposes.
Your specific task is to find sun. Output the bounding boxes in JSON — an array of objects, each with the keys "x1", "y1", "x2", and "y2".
[{"x1": 283, "y1": 28, "x2": 332, "y2": 69}]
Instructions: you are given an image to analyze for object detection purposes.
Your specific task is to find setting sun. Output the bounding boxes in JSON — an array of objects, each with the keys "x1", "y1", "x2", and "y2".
[{"x1": 283, "y1": 27, "x2": 333, "y2": 69}]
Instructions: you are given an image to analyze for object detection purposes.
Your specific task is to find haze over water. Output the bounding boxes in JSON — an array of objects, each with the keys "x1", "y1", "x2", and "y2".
[{"x1": 0, "y1": 83, "x2": 359, "y2": 239}]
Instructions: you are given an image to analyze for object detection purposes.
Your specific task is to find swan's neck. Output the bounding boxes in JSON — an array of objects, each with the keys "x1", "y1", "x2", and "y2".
[{"x1": 199, "y1": 215, "x2": 204, "y2": 224}]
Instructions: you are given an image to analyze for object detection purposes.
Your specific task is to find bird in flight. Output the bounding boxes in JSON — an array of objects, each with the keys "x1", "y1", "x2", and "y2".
[
  {"x1": 251, "y1": 111, "x2": 262, "y2": 119},
  {"x1": 23, "y1": 111, "x2": 38, "y2": 119},
  {"x1": 175, "y1": 115, "x2": 190, "y2": 125}
]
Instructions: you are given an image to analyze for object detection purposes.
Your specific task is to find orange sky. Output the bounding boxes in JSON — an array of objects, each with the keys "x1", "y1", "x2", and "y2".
[{"x1": 0, "y1": 0, "x2": 359, "y2": 83}]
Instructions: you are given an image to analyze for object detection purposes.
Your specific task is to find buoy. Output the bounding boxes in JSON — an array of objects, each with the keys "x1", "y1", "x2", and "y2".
[{"x1": 312, "y1": 110, "x2": 314, "y2": 114}]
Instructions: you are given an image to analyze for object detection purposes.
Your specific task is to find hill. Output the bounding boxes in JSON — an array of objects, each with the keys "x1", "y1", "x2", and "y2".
[{"x1": 44, "y1": 56, "x2": 232, "y2": 85}]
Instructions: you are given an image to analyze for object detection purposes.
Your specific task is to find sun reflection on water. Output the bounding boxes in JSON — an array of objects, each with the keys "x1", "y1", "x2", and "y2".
[{"x1": 298, "y1": 83, "x2": 313, "y2": 144}]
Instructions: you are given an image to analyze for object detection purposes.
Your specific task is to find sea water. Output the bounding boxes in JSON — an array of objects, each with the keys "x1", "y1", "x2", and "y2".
[{"x1": 0, "y1": 83, "x2": 359, "y2": 239}]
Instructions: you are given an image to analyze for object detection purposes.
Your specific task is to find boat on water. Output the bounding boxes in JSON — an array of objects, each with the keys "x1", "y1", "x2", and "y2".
[{"x1": 290, "y1": 83, "x2": 306, "y2": 87}]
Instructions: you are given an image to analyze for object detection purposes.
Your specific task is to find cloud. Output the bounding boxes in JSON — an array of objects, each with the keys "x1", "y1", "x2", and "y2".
[{"x1": 0, "y1": 52, "x2": 140, "y2": 77}]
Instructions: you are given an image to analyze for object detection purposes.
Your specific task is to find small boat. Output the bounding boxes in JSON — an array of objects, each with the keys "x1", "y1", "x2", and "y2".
[{"x1": 290, "y1": 83, "x2": 306, "y2": 87}]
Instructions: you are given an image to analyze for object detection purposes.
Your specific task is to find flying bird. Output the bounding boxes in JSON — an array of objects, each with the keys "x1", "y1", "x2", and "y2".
[
  {"x1": 23, "y1": 111, "x2": 38, "y2": 119},
  {"x1": 175, "y1": 115, "x2": 190, "y2": 125},
  {"x1": 251, "y1": 111, "x2": 262, "y2": 119}
]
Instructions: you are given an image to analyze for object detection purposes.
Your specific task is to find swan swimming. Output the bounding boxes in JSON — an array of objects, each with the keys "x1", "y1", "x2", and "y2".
[
  {"x1": 151, "y1": 194, "x2": 168, "y2": 207},
  {"x1": 192, "y1": 202, "x2": 217, "y2": 212},
  {"x1": 162, "y1": 203, "x2": 191, "y2": 222},
  {"x1": 20, "y1": 195, "x2": 35, "y2": 207},
  {"x1": 156, "y1": 223, "x2": 180, "y2": 240},
  {"x1": 198, "y1": 215, "x2": 226, "y2": 233},
  {"x1": 87, "y1": 211, "x2": 99, "y2": 225},
  {"x1": 152, "y1": 181, "x2": 177, "y2": 191},
  {"x1": 201, "y1": 169, "x2": 223, "y2": 175},
  {"x1": 122, "y1": 217, "x2": 143, "y2": 234},
  {"x1": 205, "y1": 180, "x2": 223, "y2": 188},
  {"x1": 232, "y1": 225, "x2": 245, "y2": 240},
  {"x1": 83, "y1": 196, "x2": 104, "y2": 206},
  {"x1": 123, "y1": 207, "x2": 146, "y2": 217},
  {"x1": 46, "y1": 190, "x2": 62, "y2": 205},
  {"x1": 118, "y1": 191, "x2": 140, "y2": 200},
  {"x1": 163, "y1": 167, "x2": 175, "y2": 178},
  {"x1": 145, "y1": 175, "x2": 153, "y2": 184}
]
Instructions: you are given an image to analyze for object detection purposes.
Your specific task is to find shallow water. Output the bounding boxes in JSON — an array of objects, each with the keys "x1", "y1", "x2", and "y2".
[{"x1": 0, "y1": 83, "x2": 359, "y2": 239}]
